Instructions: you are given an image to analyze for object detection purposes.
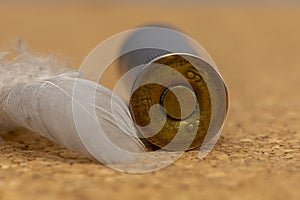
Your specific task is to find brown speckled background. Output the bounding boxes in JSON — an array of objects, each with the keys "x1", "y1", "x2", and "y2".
[{"x1": 0, "y1": 3, "x2": 299, "y2": 200}]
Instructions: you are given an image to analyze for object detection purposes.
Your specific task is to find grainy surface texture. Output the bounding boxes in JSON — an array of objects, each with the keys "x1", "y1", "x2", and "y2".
[{"x1": 0, "y1": 4, "x2": 299, "y2": 200}]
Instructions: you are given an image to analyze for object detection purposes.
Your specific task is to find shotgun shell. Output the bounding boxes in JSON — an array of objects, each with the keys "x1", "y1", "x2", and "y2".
[{"x1": 119, "y1": 26, "x2": 228, "y2": 151}]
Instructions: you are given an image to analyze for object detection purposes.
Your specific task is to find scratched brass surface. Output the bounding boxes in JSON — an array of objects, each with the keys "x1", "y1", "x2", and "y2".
[{"x1": 130, "y1": 54, "x2": 212, "y2": 150}]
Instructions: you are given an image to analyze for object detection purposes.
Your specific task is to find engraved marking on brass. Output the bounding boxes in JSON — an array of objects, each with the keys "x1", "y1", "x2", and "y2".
[{"x1": 186, "y1": 69, "x2": 202, "y2": 83}]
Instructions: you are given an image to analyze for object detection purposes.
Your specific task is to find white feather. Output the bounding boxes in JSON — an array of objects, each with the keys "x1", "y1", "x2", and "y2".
[{"x1": 0, "y1": 48, "x2": 145, "y2": 164}]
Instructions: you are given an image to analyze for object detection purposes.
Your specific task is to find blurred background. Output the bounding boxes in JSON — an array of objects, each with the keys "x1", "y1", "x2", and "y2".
[
  {"x1": 1, "y1": 1, "x2": 299, "y2": 118},
  {"x1": 0, "y1": 1, "x2": 299, "y2": 200}
]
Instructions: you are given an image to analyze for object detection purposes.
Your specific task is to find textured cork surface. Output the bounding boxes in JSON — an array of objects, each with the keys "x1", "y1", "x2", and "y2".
[{"x1": 0, "y1": 4, "x2": 299, "y2": 200}]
